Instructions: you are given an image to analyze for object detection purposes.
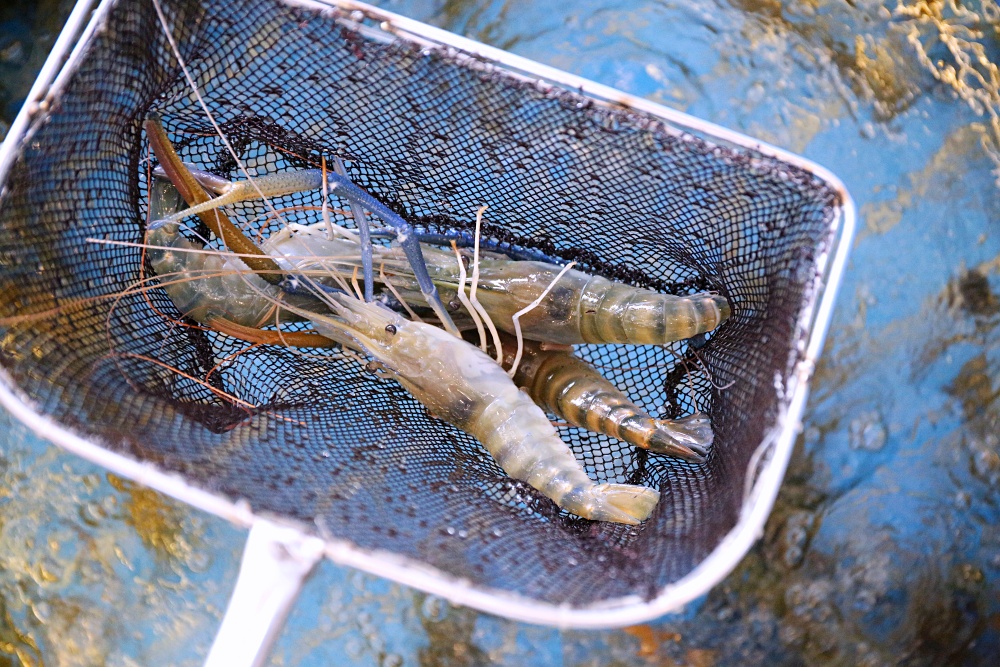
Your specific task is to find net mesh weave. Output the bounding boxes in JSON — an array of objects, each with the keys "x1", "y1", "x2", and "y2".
[{"x1": 0, "y1": 0, "x2": 840, "y2": 606}]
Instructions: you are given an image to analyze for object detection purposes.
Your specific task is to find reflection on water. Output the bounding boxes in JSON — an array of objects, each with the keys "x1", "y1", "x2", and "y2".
[{"x1": 2, "y1": 0, "x2": 1000, "y2": 664}]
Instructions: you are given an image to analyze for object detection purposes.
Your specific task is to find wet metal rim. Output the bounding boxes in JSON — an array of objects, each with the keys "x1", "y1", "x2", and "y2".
[{"x1": 0, "y1": 0, "x2": 856, "y2": 629}]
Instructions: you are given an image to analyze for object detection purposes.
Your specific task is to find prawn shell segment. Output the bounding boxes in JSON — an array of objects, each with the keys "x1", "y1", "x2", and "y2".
[
  {"x1": 508, "y1": 335, "x2": 710, "y2": 461},
  {"x1": 577, "y1": 282, "x2": 731, "y2": 345},
  {"x1": 146, "y1": 227, "x2": 280, "y2": 327},
  {"x1": 456, "y1": 259, "x2": 730, "y2": 345}
]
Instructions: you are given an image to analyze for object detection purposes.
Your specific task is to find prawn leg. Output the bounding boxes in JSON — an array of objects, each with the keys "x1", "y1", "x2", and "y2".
[
  {"x1": 148, "y1": 166, "x2": 459, "y2": 336},
  {"x1": 502, "y1": 333, "x2": 713, "y2": 461},
  {"x1": 331, "y1": 157, "x2": 374, "y2": 303}
]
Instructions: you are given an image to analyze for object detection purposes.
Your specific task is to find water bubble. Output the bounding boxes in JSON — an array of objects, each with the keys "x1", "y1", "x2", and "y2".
[
  {"x1": 746, "y1": 81, "x2": 766, "y2": 105},
  {"x1": 778, "y1": 622, "x2": 805, "y2": 648},
  {"x1": 80, "y1": 500, "x2": 104, "y2": 524},
  {"x1": 780, "y1": 511, "x2": 813, "y2": 568},
  {"x1": 958, "y1": 563, "x2": 983, "y2": 584},
  {"x1": 186, "y1": 550, "x2": 211, "y2": 573},
  {"x1": 421, "y1": 594, "x2": 448, "y2": 622},
  {"x1": 785, "y1": 580, "x2": 835, "y2": 623},
  {"x1": 853, "y1": 587, "x2": 877, "y2": 613},
  {"x1": 381, "y1": 655, "x2": 403, "y2": 667},
  {"x1": 848, "y1": 411, "x2": 887, "y2": 451},
  {"x1": 0, "y1": 40, "x2": 25, "y2": 65},
  {"x1": 34, "y1": 557, "x2": 63, "y2": 585},
  {"x1": 969, "y1": 434, "x2": 1000, "y2": 484},
  {"x1": 344, "y1": 638, "x2": 364, "y2": 659},
  {"x1": 31, "y1": 600, "x2": 51, "y2": 623},
  {"x1": 367, "y1": 635, "x2": 385, "y2": 655},
  {"x1": 954, "y1": 491, "x2": 971, "y2": 509}
]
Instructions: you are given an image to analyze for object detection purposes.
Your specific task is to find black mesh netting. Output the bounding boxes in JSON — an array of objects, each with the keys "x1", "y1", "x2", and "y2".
[{"x1": 0, "y1": 0, "x2": 840, "y2": 607}]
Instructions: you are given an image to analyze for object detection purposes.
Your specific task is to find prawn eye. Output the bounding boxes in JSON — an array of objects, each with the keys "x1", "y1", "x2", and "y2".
[{"x1": 385, "y1": 324, "x2": 397, "y2": 335}]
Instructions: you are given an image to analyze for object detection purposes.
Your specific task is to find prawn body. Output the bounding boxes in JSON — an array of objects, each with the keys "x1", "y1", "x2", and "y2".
[
  {"x1": 266, "y1": 221, "x2": 731, "y2": 346},
  {"x1": 505, "y1": 334, "x2": 713, "y2": 461},
  {"x1": 302, "y1": 296, "x2": 660, "y2": 525},
  {"x1": 174, "y1": 218, "x2": 730, "y2": 350},
  {"x1": 162, "y1": 165, "x2": 731, "y2": 346},
  {"x1": 448, "y1": 260, "x2": 730, "y2": 346}
]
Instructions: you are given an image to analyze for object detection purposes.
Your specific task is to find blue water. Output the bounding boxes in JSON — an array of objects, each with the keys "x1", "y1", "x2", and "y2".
[{"x1": 2, "y1": 0, "x2": 999, "y2": 664}]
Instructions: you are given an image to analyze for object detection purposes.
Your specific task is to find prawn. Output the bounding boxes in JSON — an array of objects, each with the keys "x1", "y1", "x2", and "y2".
[
  {"x1": 271, "y1": 222, "x2": 730, "y2": 346},
  {"x1": 400, "y1": 257, "x2": 731, "y2": 346},
  {"x1": 202, "y1": 303, "x2": 715, "y2": 463},
  {"x1": 500, "y1": 333, "x2": 713, "y2": 462},
  {"x1": 166, "y1": 165, "x2": 731, "y2": 347},
  {"x1": 264, "y1": 224, "x2": 730, "y2": 346},
  {"x1": 284, "y1": 292, "x2": 661, "y2": 525}
]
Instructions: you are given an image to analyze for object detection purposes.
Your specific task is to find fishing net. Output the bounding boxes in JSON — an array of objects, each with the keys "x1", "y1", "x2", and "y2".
[{"x1": 0, "y1": 0, "x2": 841, "y2": 610}]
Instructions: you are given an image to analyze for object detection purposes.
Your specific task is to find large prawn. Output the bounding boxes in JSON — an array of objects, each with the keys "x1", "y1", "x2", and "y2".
[
  {"x1": 288, "y1": 292, "x2": 660, "y2": 524},
  {"x1": 155, "y1": 165, "x2": 731, "y2": 347}
]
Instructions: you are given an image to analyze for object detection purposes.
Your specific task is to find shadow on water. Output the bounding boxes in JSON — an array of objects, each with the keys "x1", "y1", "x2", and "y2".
[{"x1": 2, "y1": 0, "x2": 1000, "y2": 665}]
